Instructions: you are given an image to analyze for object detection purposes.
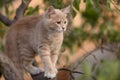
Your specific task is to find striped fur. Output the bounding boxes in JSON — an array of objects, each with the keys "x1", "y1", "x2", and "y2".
[{"x1": 4, "y1": 6, "x2": 70, "y2": 79}]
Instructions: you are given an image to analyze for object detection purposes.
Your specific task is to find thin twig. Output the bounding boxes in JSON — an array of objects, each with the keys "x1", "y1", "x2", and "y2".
[
  {"x1": 58, "y1": 68, "x2": 84, "y2": 74},
  {"x1": 59, "y1": 68, "x2": 96, "y2": 80},
  {"x1": 71, "y1": 47, "x2": 99, "y2": 70},
  {"x1": 111, "y1": 1, "x2": 120, "y2": 13},
  {"x1": 117, "y1": 0, "x2": 120, "y2": 5},
  {"x1": 59, "y1": 68, "x2": 84, "y2": 80}
]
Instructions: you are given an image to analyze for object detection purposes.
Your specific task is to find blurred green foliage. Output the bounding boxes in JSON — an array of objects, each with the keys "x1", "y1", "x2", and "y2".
[
  {"x1": 0, "y1": 0, "x2": 13, "y2": 8},
  {"x1": 0, "y1": 0, "x2": 119, "y2": 50},
  {"x1": 25, "y1": 5, "x2": 39, "y2": 15},
  {"x1": 96, "y1": 60, "x2": 120, "y2": 80},
  {"x1": 78, "y1": 59, "x2": 120, "y2": 80},
  {"x1": 42, "y1": 0, "x2": 120, "y2": 51},
  {"x1": 43, "y1": 0, "x2": 71, "y2": 8},
  {"x1": 0, "y1": 0, "x2": 120, "y2": 80},
  {"x1": 73, "y1": 0, "x2": 80, "y2": 10},
  {"x1": 82, "y1": 0, "x2": 100, "y2": 26}
]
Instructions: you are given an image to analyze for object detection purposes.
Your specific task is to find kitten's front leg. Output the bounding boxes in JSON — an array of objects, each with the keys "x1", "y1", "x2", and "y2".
[
  {"x1": 51, "y1": 51, "x2": 59, "y2": 74},
  {"x1": 38, "y1": 47, "x2": 56, "y2": 78}
]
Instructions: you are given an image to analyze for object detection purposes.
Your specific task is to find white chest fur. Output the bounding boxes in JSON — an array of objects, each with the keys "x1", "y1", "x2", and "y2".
[{"x1": 48, "y1": 32, "x2": 63, "y2": 51}]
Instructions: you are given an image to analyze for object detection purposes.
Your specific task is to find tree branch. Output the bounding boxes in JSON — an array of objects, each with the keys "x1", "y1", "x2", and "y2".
[
  {"x1": 0, "y1": 13, "x2": 13, "y2": 26},
  {"x1": 0, "y1": 0, "x2": 31, "y2": 26},
  {"x1": 14, "y1": 0, "x2": 31, "y2": 21},
  {"x1": 0, "y1": 0, "x2": 80, "y2": 80},
  {"x1": 117, "y1": 0, "x2": 120, "y2": 5},
  {"x1": 0, "y1": 51, "x2": 23, "y2": 80},
  {"x1": 31, "y1": 68, "x2": 85, "y2": 80}
]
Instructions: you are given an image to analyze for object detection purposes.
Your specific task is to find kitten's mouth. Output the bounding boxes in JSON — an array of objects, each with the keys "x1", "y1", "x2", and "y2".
[
  {"x1": 56, "y1": 29, "x2": 66, "y2": 33},
  {"x1": 56, "y1": 30, "x2": 63, "y2": 33}
]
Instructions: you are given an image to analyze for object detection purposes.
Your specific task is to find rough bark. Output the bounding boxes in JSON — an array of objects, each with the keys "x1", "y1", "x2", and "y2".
[
  {"x1": 13, "y1": 0, "x2": 31, "y2": 21},
  {"x1": 0, "y1": 13, "x2": 13, "y2": 26},
  {"x1": 0, "y1": 0, "x2": 31, "y2": 26},
  {"x1": 0, "y1": 51, "x2": 22, "y2": 80}
]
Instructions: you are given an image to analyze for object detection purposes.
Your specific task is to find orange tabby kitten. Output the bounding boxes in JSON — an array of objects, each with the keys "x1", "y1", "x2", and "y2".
[{"x1": 4, "y1": 6, "x2": 70, "y2": 78}]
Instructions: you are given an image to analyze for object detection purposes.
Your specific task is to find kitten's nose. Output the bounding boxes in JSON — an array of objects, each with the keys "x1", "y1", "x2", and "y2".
[
  {"x1": 62, "y1": 27, "x2": 65, "y2": 30},
  {"x1": 62, "y1": 27, "x2": 66, "y2": 31},
  {"x1": 62, "y1": 27, "x2": 65, "y2": 31}
]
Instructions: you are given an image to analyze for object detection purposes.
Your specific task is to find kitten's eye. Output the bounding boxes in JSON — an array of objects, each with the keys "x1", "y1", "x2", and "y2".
[
  {"x1": 56, "y1": 21, "x2": 61, "y2": 24},
  {"x1": 64, "y1": 21, "x2": 67, "y2": 24}
]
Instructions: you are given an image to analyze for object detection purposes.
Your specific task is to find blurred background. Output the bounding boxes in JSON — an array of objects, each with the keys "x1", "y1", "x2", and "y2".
[{"x1": 0, "y1": 0, "x2": 120, "y2": 80}]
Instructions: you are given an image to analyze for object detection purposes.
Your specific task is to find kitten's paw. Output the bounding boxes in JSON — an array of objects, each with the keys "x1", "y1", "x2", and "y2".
[
  {"x1": 44, "y1": 68, "x2": 56, "y2": 78},
  {"x1": 44, "y1": 71, "x2": 56, "y2": 79},
  {"x1": 30, "y1": 67, "x2": 41, "y2": 75}
]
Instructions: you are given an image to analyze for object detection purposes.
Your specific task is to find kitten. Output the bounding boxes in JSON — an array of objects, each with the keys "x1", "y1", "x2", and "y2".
[{"x1": 4, "y1": 6, "x2": 70, "y2": 79}]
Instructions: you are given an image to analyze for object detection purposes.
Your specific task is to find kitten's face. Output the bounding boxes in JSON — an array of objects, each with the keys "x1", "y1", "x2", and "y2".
[{"x1": 44, "y1": 6, "x2": 70, "y2": 33}]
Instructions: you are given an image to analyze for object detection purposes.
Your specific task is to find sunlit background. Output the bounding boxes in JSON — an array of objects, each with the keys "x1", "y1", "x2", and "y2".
[{"x1": 0, "y1": 0, "x2": 120, "y2": 80}]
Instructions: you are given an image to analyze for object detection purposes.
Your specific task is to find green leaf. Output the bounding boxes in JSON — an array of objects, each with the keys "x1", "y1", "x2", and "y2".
[
  {"x1": 26, "y1": 5, "x2": 39, "y2": 15},
  {"x1": 82, "y1": 0, "x2": 100, "y2": 26},
  {"x1": 83, "y1": 61, "x2": 92, "y2": 78},
  {"x1": 0, "y1": 0, "x2": 4, "y2": 8},
  {"x1": 0, "y1": 0, "x2": 13, "y2": 8},
  {"x1": 73, "y1": 0, "x2": 80, "y2": 11},
  {"x1": 97, "y1": 60, "x2": 119, "y2": 80}
]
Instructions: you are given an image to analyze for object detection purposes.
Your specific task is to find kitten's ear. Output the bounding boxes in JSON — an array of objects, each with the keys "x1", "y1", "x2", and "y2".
[
  {"x1": 61, "y1": 6, "x2": 71, "y2": 14},
  {"x1": 46, "y1": 6, "x2": 55, "y2": 18}
]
